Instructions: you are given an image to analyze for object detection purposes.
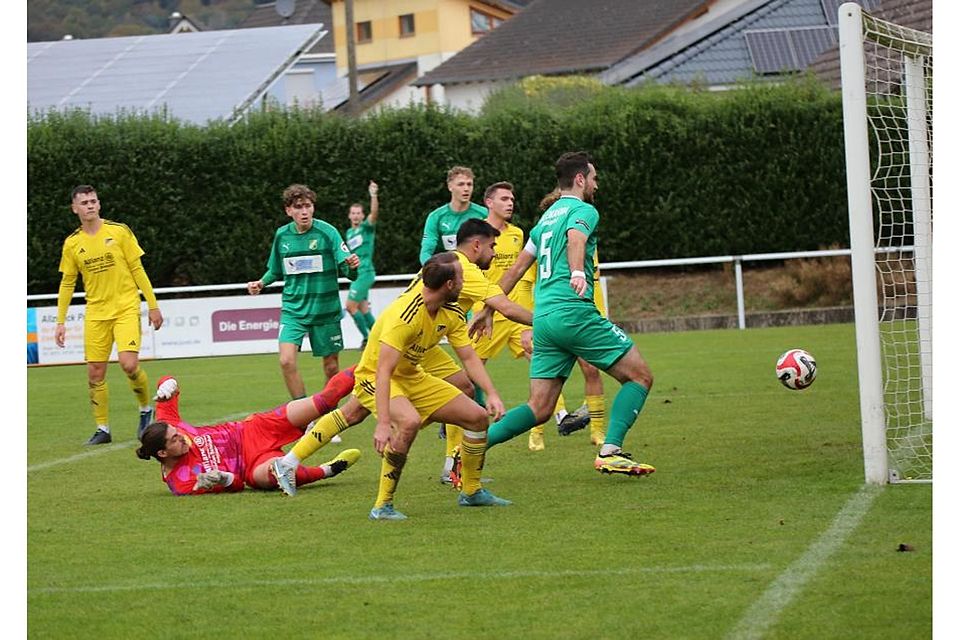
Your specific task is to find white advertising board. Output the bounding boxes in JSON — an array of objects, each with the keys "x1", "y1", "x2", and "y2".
[{"x1": 28, "y1": 286, "x2": 409, "y2": 365}]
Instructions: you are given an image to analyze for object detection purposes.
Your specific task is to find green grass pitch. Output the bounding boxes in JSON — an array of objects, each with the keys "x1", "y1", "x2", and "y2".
[{"x1": 27, "y1": 324, "x2": 931, "y2": 638}]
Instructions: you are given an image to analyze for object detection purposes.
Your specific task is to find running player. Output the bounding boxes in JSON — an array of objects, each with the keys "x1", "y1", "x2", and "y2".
[
  {"x1": 247, "y1": 184, "x2": 360, "y2": 398},
  {"x1": 345, "y1": 181, "x2": 379, "y2": 347},
  {"x1": 529, "y1": 188, "x2": 608, "y2": 449},
  {"x1": 270, "y1": 253, "x2": 512, "y2": 518},
  {"x1": 472, "y1": 182, "x2": 590, "y2": 452},
  {"x1": 136, "y1": 373, "x2": 360, "y2": 495},
  {"x1": 481, "y1": 152, "x2": 656, "y2": 476},
  {"x1": 55, "y1": 185, "x2": 164, "y2": 445}
]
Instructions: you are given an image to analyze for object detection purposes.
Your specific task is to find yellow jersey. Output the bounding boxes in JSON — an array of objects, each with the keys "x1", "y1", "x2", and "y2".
[
  {"x1": 58, "y1": 220, "x2": 146, "y2": 321},
  {"x1": 356, "y1": 287, "x2": 471, "y2": 380},
  {"x1": 482, "y1": 221, "x2": 536, "y2": 310},
  {"x1": 407, "y1": 251, "x2": 504, "y2": 313}
]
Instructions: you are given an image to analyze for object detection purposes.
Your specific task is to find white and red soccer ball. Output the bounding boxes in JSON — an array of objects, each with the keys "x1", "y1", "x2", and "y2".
[{"x1": 776, "y1": 348, "x2": 817, "y2": 390}]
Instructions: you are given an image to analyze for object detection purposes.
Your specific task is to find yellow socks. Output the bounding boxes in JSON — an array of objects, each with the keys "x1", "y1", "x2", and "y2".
[
  {"x1": 290, "y1": 409, "x2": 349, "y2": 463},
  {"x1": 126, "y1": 367, "x2": 150, "y2": 406},
  {"x1": 587, "y1": 394, "x2": 606, "y2": 443},
  {"x1": 444, "y1": 424, "x2": 463, "y2": 458},
  {"x1": 375, "y1": 445, "x2": 408, "y2": 507},
  {"x1": 89, "y1": 379, "x2": 109, "y2": 427},
  {"x1": 459, "y1": 434, "x2": 487, "y2": 495}
]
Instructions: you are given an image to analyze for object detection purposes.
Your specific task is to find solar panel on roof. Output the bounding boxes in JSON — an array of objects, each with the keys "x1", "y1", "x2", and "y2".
[
  {"x1": 745, "y1": 26, "x2": 838, "y2": 75},
  {"x1": 745, "y1": 30, "x2": 796, "y2": 74},
  {"x1": 790, "y1": 26, "x2": 837, "y2": 67},
  {"x1": 27, "y1": 24, "x2": 326, "y2": 125}
]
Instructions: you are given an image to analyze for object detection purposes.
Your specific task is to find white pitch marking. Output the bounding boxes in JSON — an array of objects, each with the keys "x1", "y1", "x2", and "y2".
[
  {"x1": 726, "y1": 485, "x2": 880, "y2": 640},
  {"x1": 27, "y1": 412, "x2": 254, "y2": 474},
  {"x1": 30, "y1": 564, "x2": 773, "y2": 595}
]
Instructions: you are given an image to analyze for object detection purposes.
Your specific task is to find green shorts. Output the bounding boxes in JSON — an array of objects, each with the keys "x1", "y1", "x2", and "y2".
[
  {"x1": 529, "y1": 305, "x2": 632, "y2": 379},
  {"x1": 278, "y1": 313, "x2": 343, "y2": 357},
  {"x1": 348, "y1": 271, "x2": 376, "y2": 303}
]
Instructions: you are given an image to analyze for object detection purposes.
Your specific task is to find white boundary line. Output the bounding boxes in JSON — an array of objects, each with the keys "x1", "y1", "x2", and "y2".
[
  {"x1": 30, "y1": 564, "x2": 772, "y2": 595},
  {"x1": 726, "y1": 485, "x2": 881, "y2": 640},
  {"x1": 26, "y1": 412, "x2": 254, "y2": 474}
]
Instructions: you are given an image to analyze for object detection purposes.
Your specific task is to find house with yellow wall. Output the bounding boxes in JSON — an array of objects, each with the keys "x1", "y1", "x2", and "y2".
[{"x1": 322, "y1": 0, "x2": 526, "y2": 110}]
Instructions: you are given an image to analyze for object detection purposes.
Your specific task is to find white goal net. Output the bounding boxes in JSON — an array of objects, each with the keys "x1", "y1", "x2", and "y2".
[{"x1": 839, "y1": 3, "x2": 932, "y2": 484}]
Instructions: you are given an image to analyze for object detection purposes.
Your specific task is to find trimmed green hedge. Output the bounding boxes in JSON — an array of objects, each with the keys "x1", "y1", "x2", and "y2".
[{"x1": 27, "y1": 80, "x2": 850, "y2": 293}]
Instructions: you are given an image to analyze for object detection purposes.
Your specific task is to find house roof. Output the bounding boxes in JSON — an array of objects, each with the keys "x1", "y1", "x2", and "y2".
[
  {"x1": 414, "y1": 0, "x2": 711, "y2": 86},
  {"x1": 27, "y1": 24, "x2": 328, "y2": 125},
  {"x1": 239, "y1": 0, "x2": 334, "y2": 55},
  {"x1": 808, "y1": 0, "x2": 931, "y2": 88},
  {"x1": 603, "y1": 0, "x2": 853, "y2": 88},
  {"x1": 324, "y1": 62, "x2": 420, "y2": 112}
]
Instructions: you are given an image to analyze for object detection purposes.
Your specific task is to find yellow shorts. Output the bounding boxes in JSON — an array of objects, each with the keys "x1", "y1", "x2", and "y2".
[
  {"x1": 420, "y1": 345, "x2": 463, "y2": 380},
  {"x1": 85, "y1": 312, "x2": 141, "y2": 362},
  {"x1": 354, "y1": 369, "x2": 462, "y2": 425},
  {"x1": 473, "y1": 314, "x2": 527, "y2": 360}
]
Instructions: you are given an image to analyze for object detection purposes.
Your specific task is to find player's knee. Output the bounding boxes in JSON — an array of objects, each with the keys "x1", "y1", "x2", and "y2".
[
  {"x1": 278, "y1": 353, "x2": 298, "y2": 372},
  {"x1": 323, "y1": 360, "x2": 339, "y2": 379},
  {"x1": 463, "y1": 406, "x2": 489, "y2": 432},
  {"x1": 447, "y1": 374, "x2": 473, "y2": 397},
  {"x1": 119, "y1": 360, "x2": 139, "y2": 375},
  {"x1": 341, "y1": 399, "x2": 368, "y2": 425},
  {"x1": 635, "y1": 365, "x2": 653, "y2": 390},
  {"x1": 392, "y1": 418, "x2": 420, "y2": 448}
]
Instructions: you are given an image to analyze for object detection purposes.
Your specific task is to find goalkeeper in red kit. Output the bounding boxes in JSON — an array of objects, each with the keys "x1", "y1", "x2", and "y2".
[{"x1": 136, "y1": 367, "x2": 360, "y2": 495}]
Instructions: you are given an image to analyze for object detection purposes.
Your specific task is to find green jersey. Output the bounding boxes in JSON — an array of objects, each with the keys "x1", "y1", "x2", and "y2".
[
  {"x1": 528, "y1": 195, "x2": 599, "y2": 319},
  {"x1": 261, "y1": 220, "x2": 356, "y2": 323},
  {"x1": 419, "y1": 202, "x2": 487, "y2": 264},
  {"x1": 345, "y1": 219, "x2": 376, "y2": 274}
]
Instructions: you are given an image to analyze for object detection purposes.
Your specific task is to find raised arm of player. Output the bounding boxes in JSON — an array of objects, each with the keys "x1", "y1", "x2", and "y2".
[{"x1": 367, "y1": 181, "x2": 379, "y2": 225}]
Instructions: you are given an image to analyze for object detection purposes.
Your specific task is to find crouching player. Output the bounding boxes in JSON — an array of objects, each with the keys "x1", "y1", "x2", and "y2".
[
  {"x1": 270, "y1": 252, "x2": 512, "y2": 519},
  {"x1": 136, "y1": 373, "x2": 360, "y2": 495}
]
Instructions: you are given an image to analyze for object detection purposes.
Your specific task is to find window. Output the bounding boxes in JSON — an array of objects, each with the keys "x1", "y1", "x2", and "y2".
[
  {"x1": 356, "y1": 20, "x2": 372, "y2": 44},
  {"x1": 470, "y1": 8, "x2": 501, "y2": 34},
  {"x1": 399, "y1": 13, "x2": 416, "y2": 37}
]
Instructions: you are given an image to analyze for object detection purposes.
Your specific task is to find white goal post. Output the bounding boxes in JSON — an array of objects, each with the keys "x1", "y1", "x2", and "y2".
[{"x1": 839, "y1": 3, "x2": 932, "y2": 484}]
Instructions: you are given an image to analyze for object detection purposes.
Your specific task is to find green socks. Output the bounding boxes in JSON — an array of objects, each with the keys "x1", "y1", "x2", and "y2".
[{"x1": 604, "y1": 381, "x2": 649, "y2": 448}]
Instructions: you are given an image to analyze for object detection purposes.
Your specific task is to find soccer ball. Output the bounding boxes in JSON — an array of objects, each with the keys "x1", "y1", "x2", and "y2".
[{"x1": 776, "y1": 349, "x2": 817, "y2": 390}]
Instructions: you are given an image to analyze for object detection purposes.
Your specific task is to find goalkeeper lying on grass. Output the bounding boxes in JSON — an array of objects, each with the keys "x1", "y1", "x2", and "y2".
[{"x1": 136, "y1": 370, "x2": 360, "y2": 495}]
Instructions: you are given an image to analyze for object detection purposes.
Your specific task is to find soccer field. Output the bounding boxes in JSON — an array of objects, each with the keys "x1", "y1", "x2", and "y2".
[{"x1": 26, "y1": 323, "x2": 931, "y2": 639}]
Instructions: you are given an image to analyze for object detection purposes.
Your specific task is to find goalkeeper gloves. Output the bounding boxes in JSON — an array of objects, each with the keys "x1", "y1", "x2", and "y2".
[
  {"x1": 154, "y1": 377, "x2": 179, "y2": 401},
  {"x1": 192, "y1": 470, "x2": 235, "y2": 491}
]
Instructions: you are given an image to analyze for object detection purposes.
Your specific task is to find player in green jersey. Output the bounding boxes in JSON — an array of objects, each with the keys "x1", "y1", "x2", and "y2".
[
  {"x1": 418, "y1": 166, "x2": 488, "y2": 264},
  {"x1": 476, "y1": 152, "x2": 656, "y2": 477},
  {"x1": 247, "y1": 184, "x2": 360, "y2": 400},
  {"x1": 345, "y1": 180, "x2": 379, "y2": 347}
]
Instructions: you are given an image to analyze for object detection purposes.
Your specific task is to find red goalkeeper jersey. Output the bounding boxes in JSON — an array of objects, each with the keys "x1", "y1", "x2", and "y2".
[{"x1": 156, "y1": 393, "x2": 246, "y2": 495}]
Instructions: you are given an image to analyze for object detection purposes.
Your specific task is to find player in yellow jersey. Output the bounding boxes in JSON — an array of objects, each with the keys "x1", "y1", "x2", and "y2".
[
  {"x1": 270, "y1": 253, "x2": 512, "y2": 518},
  {"x1": 417, "y1": 218, "x2": 533, "y2": 484},
  {"x1": 55, "y1": 185, "x2": 164, "y2": 445}
]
